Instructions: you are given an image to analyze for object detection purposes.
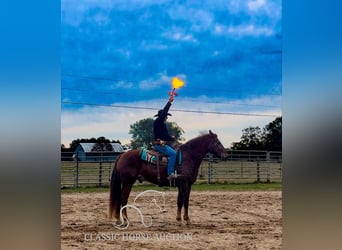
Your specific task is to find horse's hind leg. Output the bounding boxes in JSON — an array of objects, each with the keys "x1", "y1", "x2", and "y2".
[{"x1": 121, "y1": 182, "x2": 134, "y2": 224}]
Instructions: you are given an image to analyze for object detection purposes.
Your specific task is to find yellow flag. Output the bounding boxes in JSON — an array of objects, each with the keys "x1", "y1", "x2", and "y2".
[{"x1": 172, "y1": 77, "x2": 185, "y2": 89}]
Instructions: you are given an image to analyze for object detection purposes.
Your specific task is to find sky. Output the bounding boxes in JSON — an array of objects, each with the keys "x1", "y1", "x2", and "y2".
[{"x1": 61, "y1": 0, "x2": 282, "y2": 148}]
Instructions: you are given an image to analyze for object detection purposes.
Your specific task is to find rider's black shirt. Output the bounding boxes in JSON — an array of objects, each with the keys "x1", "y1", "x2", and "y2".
[{"x1": 153, "y1": 101, "x2": 174, "y2": 141}]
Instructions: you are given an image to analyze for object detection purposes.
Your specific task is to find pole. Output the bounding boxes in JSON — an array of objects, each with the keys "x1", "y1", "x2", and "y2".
[
  {"x1": 74, "y1": 152, "x2": 79, "y2": 188},
  {"x1": 208, "y1": 154, "x2": 213, "y2": 184}
]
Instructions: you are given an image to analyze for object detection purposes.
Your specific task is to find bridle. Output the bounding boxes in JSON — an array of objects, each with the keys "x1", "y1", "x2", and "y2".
[{"x1": 208, "y1": 136, "x2": 224, "y2": 157}]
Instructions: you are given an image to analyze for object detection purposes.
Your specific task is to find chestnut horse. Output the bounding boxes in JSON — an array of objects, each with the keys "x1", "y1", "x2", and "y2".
[{"x1": 109, "y1": 130, "x2": 228, "y2": 225}]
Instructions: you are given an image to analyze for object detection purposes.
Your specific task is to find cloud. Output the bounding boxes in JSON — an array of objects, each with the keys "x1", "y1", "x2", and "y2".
[
  {"x1": 61, "y1": 96, "x2": 281, "y2": 148},
  {"x1": 247, "y1": 0, "x2": 266, "y2": 12},
  {"x1": 229, "y1": 24, "x2": 273, "y2": 36},
  {"x1": 61, "y1": 0, "x2": 282, "y2": 148},
  {"x1": 215, "y1": 23, "x2": 273, "y2": 37},
  {"x1": 114, "y1": 81, "x2": 134, "y2": 89},
  {"x1": 168, "y1": 7, "x2": 213, "y2": 32},
  {"x1": 138, "y1": 73, "x2": 171, "y2": 90},
  {"x1": 162, "y1": 30, "x2": 198, "y2": 43},
  {"x1": 61, "y1": 0, "x2": 115, "y2": 26}
]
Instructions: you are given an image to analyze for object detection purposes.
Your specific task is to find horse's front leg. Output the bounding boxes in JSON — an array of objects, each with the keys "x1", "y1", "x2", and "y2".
[
  {"x1": 183, "y1": 185, "x2": 192, "y2": 225},
  {"x1": 176, "y1": 189, "x2": 183, "y2": 222}
]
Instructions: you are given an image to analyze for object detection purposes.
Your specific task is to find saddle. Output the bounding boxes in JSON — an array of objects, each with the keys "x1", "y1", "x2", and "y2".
[
  {"x1": 140, "y1": 148, "x2": 182, "y2": 166},
  {"x1": 140, "y1": 148, "x2": 182, "y2": 185},
  {"x1": 140, "y1": 149, "x2": 161, "y2": 164}
]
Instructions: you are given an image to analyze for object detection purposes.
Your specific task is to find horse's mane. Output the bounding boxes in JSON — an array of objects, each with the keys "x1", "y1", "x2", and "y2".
[{"x1": 180, "y1": 133, "x2": 212, "y2": 150}]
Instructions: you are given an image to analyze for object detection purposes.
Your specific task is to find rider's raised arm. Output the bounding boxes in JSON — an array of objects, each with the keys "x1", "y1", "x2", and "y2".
[{"x1": 162, "y1": 95, "x2": 174, "y2": 113}]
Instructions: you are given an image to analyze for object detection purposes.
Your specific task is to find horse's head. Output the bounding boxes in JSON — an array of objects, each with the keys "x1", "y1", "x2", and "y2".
[{"x1": 207, "y1": 130, "x2": 229, "y2": 160}]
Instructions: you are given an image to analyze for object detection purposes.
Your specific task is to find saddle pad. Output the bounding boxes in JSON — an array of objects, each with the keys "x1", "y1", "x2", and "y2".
[
  {"x1": 141, "y1": 148, "x2": 182, "y2": 166},
  {"x1": 140, "y1": 149, "x2": 158, "y2": 164}
]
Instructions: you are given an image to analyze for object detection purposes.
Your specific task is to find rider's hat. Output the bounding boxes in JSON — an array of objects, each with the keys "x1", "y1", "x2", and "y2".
[{"x1": 154, "y1": 110, "x2": 172, "y2": 117}]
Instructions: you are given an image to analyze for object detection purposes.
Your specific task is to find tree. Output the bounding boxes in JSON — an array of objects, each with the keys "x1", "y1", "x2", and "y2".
[
  {"x1": 232, "y1": 126, "x2": 264, "y2": 150},
  {"x1": 263, "y1": 117, "x2": 282, "y2": 151},
  {"x1": 91, "y1": 136, "x2": 113, "y2": 151},
  {"x1": 231, "y1": 116, "x2": 282, "y2": 151},
  {"x1": 129, "y1": 118, "x2": 184, "y2": 149},
  {"x1": 67, "y1": 136, "x2": 121, "y2": 151}
]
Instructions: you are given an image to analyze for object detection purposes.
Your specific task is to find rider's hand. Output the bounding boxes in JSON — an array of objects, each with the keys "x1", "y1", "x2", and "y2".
[{"x1": 169, "y1": 95, "x2": 174, "y2": 103}]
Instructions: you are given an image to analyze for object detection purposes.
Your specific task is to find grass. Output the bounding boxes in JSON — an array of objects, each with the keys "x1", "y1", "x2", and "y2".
[{"x1": 61, "y1": 182, "x2": 281, "y2": 193}]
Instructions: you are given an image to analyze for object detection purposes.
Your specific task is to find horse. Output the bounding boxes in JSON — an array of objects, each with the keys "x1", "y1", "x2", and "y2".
[{"x1": 109, "y1": 130, "x2": 228, "y2": 225}]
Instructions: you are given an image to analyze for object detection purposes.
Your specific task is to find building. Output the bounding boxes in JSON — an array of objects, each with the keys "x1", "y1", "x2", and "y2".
[{"x1": 73, "y1": 143, "x2": 124, "y2": 162}]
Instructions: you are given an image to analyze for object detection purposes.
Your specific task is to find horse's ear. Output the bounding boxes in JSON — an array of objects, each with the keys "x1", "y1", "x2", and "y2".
[{"x1": 209, "y1": 130, "x2": 213, "y2": 134}]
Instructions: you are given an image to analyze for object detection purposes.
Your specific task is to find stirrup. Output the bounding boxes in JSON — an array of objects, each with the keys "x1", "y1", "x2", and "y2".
[
  {"x1": 167, "y1": 173, "x2": 175, "y2": 181},
  {"x1": 167, "y1": 171, "x2": 180, "y2": 188},
  {"x1": 168, "y1": 177, "x2": 176, "y2": 188},
  {"x1": 167, "y1": 171, "x2": 180, "y2": 180}
]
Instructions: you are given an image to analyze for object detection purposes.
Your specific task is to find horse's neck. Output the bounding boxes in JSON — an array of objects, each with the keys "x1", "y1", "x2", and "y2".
[
  {"x1": 177, "y1": 136, "x2": 210, "y2": 179},
  {"x1": 182, "y1": 136, "x2": 210, "y2": 163}
]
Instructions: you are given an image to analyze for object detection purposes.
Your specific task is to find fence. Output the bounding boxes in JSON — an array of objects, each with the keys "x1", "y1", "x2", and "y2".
[
  {"x1": 61, "y1": 150, "x2": 282, "y2": 188},
  {"x1": 198, "y1": 150, "x2": 282, "y2": 184}
]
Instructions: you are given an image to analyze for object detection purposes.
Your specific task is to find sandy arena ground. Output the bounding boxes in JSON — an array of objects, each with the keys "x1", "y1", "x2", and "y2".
[{"x1": 61, "y1": 190, "x2": 282, "y2": 249}]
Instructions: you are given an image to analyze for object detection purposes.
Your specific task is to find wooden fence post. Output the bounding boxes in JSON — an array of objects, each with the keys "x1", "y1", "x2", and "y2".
[
  {"x1": 256, "y1": 156, "x2": 260, "y2": 183},
  {"x1": 99, "y1": 152, "x2": 103, "y2": 187},
  {"x1": 74, "y1": 152, "x2": 79, "y2": 188},
  {"x1": 266, "y1": 151, "x2": 271, "y2": 183},
  {"x1": 208, "y1": 154, "x2": 213, "y2": 184}
]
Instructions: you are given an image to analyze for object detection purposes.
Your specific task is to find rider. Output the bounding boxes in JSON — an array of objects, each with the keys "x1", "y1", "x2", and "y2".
[{"x1": 153, "y1": 95, "x2": 177, "y2": 180}]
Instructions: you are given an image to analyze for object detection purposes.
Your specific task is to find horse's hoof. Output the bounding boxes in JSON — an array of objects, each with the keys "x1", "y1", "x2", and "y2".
[
  {"x1": 175, "y1": 217, "x2": 182, "y2": 226},
  {"x1": 122, "y1": 220, "x2": 129, "y2": 227},
  {"x1": 113, "y1": 218, "x2": 121, "y2": 225},
  {"x1": 113, "y1": 219, "x2": 129, "y2": 229},
  {"x1": 184, "y1": 218, "x2": 191, "y2": 225},
  {"x1": 112, "y1": 221, "x2": 122, "y2": 227}
]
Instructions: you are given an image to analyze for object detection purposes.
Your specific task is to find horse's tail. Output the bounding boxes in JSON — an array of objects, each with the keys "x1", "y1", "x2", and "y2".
[{"x1": 109, "y1": 155, "x2": 122, "y2": 220}]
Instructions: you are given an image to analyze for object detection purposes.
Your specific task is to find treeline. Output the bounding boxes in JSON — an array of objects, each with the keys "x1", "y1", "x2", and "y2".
[
  {"x1": 231, "y1": 117, "x2": 282, "y2": 151},
  {"x1": 61, "y1": 136, "x2": 121, "y2": 152},
  {"x1": 61, "y1": 117, "x2": 282, "y2": 153}
]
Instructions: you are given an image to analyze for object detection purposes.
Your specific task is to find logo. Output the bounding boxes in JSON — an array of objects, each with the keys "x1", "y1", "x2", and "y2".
[{"x1": 113, "y1": 190, "x2": 167, "y2": 230}]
